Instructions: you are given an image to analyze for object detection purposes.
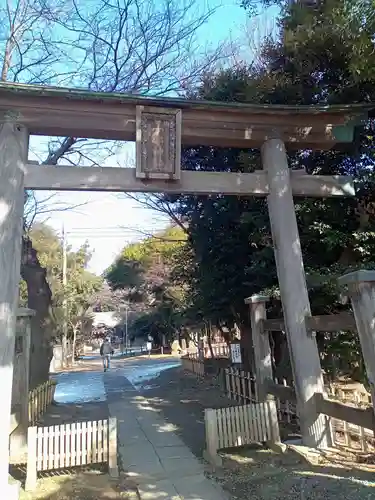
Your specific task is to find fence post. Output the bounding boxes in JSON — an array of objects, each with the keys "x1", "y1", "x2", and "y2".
[
  {"x1": 25, "y1": 426, "x2": 37, "y2": 491},
  {"x1": 203, "y1": 408, "x2": 222, "y2": 466},
  {"x1": 246, "y1": 294, "x2": 281, "y2": 445},
  {"x1": 245, "y1": 295, "x2": 273, "y2": 401},
  {"x1": 108, "y1": 417, "x2": 119, "y2": 478},
  {"x1": 339, "y1": 270, "x2": 375, "y2": 417}
]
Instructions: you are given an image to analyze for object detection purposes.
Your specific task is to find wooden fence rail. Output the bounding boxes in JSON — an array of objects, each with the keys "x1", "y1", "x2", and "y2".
[
  {"x1": 265, "y1": 379, "x2": 375, "y2": 450},
  {"x1": 26, "y1": 417, "x2": 118, "y2": 491},
  {"x1": 224, "y1": 371, "x2": 375, "y2": 448},
  {"x1": 185, "y1": 355, "x2": 375, "y2": 449},
  {"x1": 224, "y1": 367, "x2": 258, "y2": 404},
  {"x1": 204, "y1": 400, "x2": 279, "y2": 465},
  {"x1": 29, "y1": 379, "x2": 57, "y2": 425},
  {"x1": 261, "y1": 311, "x2": 357, "y2": 333},
  {"x1": 181, "y1": 354, "x2": 204, "y2": 377}
]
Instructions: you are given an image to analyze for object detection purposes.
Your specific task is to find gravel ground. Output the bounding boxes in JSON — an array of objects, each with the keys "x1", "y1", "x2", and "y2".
[{"x1": 142, "y1": 366, "x2": 375, "y2": 500}]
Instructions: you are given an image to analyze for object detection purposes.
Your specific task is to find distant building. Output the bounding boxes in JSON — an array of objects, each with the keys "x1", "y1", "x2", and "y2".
[{"x1": 92, "y1": 311, "x2": 122, "y2": 328}]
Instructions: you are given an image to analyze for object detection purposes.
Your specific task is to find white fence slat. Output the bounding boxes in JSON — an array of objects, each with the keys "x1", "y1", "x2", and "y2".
[
  {"x1": 81, "y1": 421, "x2": 87, "y2": 465},
  {"x1": 260, "y1": 401, "x2": 268, "y2": 441},
  {"x1": 37, "y1": 427, "x2": 43, "y2": 471},
  {"x1": 65, "y1": 423, "x2": 71, "y2": 466},
  {"x1": 103, "y1": 419, "x2": 109, "y2": 462},
  {"x1": 42, "y1": 426, "x2": 49, "y2": 471},
  {"x1": 54, "y1": 425, "x2": 59, "y2": 469},
  {"x1": 87, "y1": 421, "x2": 92, "y2": 463},
  {"x1": 204, "y1": 402, "x2": 274, "y2": 464},
  {"x1": 47, "y1": 426, "x2": 53, "y2": 470},
  {"x1": 217, "y1": 409, "x2": 225, "y2": 449},
  {"x1": 233, "y1": 406, "x2": 242, "y2": 447},
  {"x1": 241, "y1": 406, "x2": 249, "y2": 444},
  {"x1": 76, "y1": 422, "x2": 82, "y2": 466},
  {"x1": 60, "y1": 424, "x2": 65, "y2": 468},
  {"x1": 248, "y1": 405, "x2": 256, "y2": 442},
  {"x1": 92, "y1": 420, "x2": 98, "y2": 463},
  {"x1": 97, "y1": 420, "x2": 103, "y2": 463},
  {"x1": 225, "y1": 407, "x2": 232, "y2": 448},
  {"x1": 71, "y1": 423, "x2": 76, "y2": 467}
]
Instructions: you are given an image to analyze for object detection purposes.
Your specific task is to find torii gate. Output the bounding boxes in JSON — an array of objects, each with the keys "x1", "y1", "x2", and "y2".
[{"x1": 0, "y1": 83, "x2": 372, "y2": 494}]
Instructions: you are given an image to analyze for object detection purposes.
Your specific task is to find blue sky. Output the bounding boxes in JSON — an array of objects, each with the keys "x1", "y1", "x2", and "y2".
[{"x1": 31, "y1": 0, "x2": 279, "y2": 275}]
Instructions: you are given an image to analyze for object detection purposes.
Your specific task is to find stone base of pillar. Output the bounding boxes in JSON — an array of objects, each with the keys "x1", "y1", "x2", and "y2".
[{"x1": 6, "y1": 479, "x2": 21, "y2": 500}]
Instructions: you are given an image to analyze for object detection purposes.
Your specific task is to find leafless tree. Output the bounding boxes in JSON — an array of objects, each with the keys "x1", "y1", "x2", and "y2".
[
  {"x1": 44, "y1": 0, "x2": 226, "y2": 96},
  {"x1": 120, "y1": 10, "x2": 278, "y2": 229},
  {"x1": 2, "y1": 0, "x2": 230, "y2": 384},
  {"x1": 2, "y1": 0, "x2": 228, "y2": 194}
]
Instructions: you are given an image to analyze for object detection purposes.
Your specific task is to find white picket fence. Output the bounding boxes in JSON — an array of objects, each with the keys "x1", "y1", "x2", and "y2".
[
  {"x1": 25, "y1": 418, "x2": 118, "y2": 491},
  {"x1": 29, "y1": 379, "x2": 57, "y2": 425},
  {"x1": 204, "y1": 343, "x2": 229, "y2": 358},
  {"x1": 181, "y1": 354, "x2": 205, "y2": 377},
  {"x1": 204, "y1": 400, "x2": 279, "y2": 465}
]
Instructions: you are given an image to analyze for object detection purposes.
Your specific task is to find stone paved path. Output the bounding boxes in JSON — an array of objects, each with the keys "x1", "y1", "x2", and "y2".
[{"x1": 103, "y1": 367, "x2": 230, "y2": 499}]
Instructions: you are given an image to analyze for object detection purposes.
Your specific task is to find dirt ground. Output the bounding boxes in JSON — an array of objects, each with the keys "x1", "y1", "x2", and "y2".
[
  {"x1": 17, "y1": 470, "x2": 125, "y2": 500},
  {"x1": 143, "y1": 366, "x2": 375, "y2": 499}
]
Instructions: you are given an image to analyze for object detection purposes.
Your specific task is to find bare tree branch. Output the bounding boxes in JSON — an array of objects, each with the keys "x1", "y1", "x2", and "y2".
[{"x1": 1, "y1": 0, "x2": 230, "y2": 225}]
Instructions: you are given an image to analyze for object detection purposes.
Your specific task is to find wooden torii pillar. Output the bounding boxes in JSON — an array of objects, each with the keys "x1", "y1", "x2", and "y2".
[
  {"x1": 261, "y1": 136, "x2": 330, "y2": 448},
  {"x1": 0, "y1": 119, "x2": 28, "y2": 497},
  {"x1": 0, "y1": 85, "x2": 370, "y2": 487}
]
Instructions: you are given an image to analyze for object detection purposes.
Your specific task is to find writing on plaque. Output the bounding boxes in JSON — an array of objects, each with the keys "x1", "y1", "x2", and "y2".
[
  {"x1": 230, "y1": 343, "x2": 242, "y2": 364},
  {"x1": 136, "y1": 106, "x2": 181, "y2": 180}
]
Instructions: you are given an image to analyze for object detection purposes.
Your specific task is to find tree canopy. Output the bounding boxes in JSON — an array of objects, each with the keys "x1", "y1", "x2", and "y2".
[
  {"x1": 105, "y1": 0, "x2": 375, "y2": 383},
  {"x1": 105, "y1": 225, "x2": 189, "y2": 343},
  {"x1": 26, "y1": 223, "x2": 102, "y2": 342}
]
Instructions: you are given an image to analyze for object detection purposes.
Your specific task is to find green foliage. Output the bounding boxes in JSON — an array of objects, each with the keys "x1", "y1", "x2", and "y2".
[
  {"x1": 140, "y1": 0, "x2": 375, "y2": 382},
  {"x1": 105, "y1": 225, "x2": 188, "y2": 341},
  {"x1": 103, "y1": 0, "x2": 375, "y2": 383},
  {"x1": 28, "y1": 223, "x2": 102, "y2": 340}
]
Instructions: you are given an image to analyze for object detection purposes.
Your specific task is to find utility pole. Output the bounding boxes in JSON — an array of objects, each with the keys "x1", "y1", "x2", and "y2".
[{"x1": 62, "y1": 225, "x2": 68, "y2": 368}]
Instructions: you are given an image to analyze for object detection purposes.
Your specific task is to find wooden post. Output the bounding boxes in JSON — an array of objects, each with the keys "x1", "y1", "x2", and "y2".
[
  {"x1": 9, "y1": 309, "x2": 34, "y2": 462},
  {"x1": 245, "y1": 295, "x2": 273, "y2": 401},
  {"x1": 261, "y1": 137, "x2": 331, "y2": 448},
  {"x1": 245, "y1": 294, "x2": 281, "y2": 444},
  {"x1": 338, "y1": 270, "x2": 375, "y2": 417},
  {"x1": 25, "y1": 426, "x2": 37, "y2": 491},
  {"x1": 0, "y1": 120, "x2": 28, "y2": 491},
  {"x1": 203, "y1": 408, "x2": 222, "y2": 466},
  {"x1": 108, "y1": 417, "x2": 119, "y2": 478}
]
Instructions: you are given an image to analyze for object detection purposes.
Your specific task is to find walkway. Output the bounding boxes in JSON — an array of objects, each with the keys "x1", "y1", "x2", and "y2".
[{"x1": 104, "y1": 365, "x2": 229, "y2": 500}]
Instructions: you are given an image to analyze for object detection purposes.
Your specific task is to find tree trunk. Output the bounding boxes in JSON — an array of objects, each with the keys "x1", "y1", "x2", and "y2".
[
  {"x1": 21, "y1": 234, "x2": 53, "y2": 390},
  {"x1": 239, "y1": 323, "x2": 253, "y2": 372},
  {"x1": 72, "y1": 326, "x2": 78, "y2": 365},
  {"x1": 206, "y1": 324, "x2": 215, "y2": 359}
]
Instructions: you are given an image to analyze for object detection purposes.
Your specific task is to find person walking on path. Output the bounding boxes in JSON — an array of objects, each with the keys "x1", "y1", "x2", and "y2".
[{"x1": 100, "y1": 337, "x2": 114, "y2": 372}]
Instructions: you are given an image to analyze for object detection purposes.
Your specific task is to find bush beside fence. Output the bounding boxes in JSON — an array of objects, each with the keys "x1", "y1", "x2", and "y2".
[
  {"x1": 26, "y1": 417, "x2": 118, "y2": 491},
  {"x1": 29, "y1": 379, "x2": 57, "y2": 425}
]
